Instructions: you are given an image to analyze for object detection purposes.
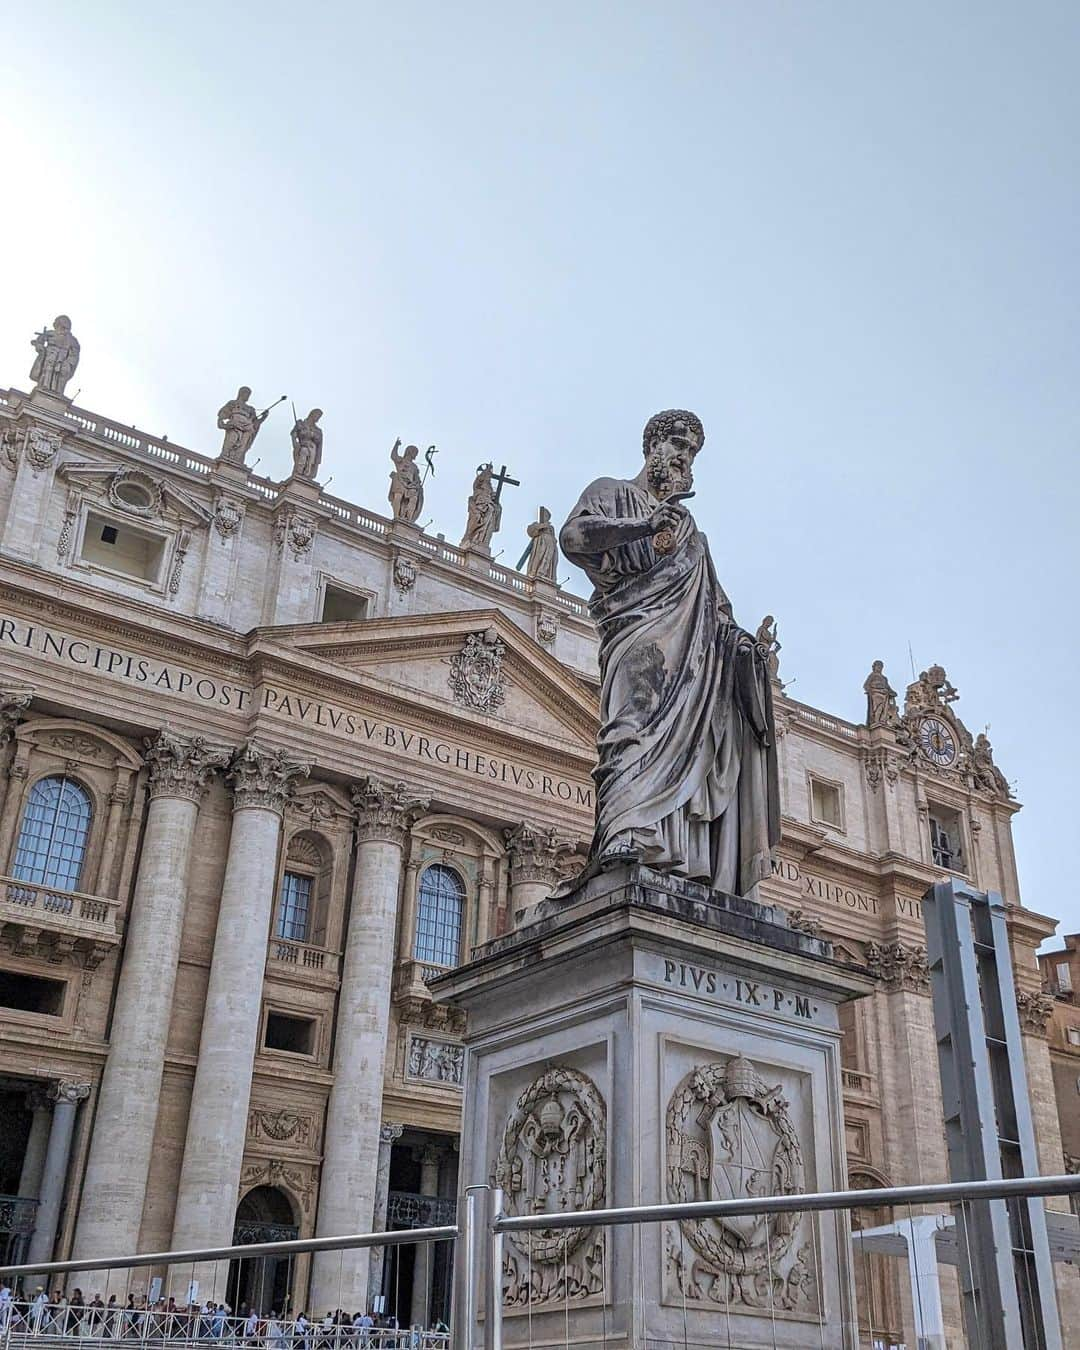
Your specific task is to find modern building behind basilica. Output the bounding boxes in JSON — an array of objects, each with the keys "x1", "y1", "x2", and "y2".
[{"x1": 0, "y1": 321, "x2": 1073, "y2": 1340}]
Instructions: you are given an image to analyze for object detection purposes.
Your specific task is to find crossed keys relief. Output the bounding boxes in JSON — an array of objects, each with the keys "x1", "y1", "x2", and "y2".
[
  {"x1": 665, "y1": 1054, "x2": 817, "y2": 1314},
  {"x1": 493, "y1": 1065, "x2": 606, "y2": 1309}
]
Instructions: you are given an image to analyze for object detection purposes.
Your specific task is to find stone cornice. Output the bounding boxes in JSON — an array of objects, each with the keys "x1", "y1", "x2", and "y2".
[
  {"x1": 248, "y1": 649, "x2": 597, "y2": 777},
  {"x1": 0, "y1": 572, "x2": 250, "y2": 676},
  {"x1": 144, "y1": 728, "x2": 232, "y2": 802},
  {"x1": 352, "y1": 776, "x2": 430, "y2": 846},
  {"x1": 228, "y1": 741, "x2": 309, "y2": 815},
  {"x1": 255, "y1": 607, "x2": 599, "y2": 740}
]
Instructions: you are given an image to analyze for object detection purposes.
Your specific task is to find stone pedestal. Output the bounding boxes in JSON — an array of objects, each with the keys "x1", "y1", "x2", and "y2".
[{"x1": 432, "y1": 865, "x2": 873, "y2": 1350}]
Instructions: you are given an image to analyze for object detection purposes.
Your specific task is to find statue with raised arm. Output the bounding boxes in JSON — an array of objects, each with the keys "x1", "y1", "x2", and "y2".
[
  {"x1": 755, "y1": 615, "x2": 781, "y2": 681},
  {"x1": 525, "y1": 506, "x2": 558, "y2": 582},
  {"x1": 217, "y1": 386, "x2": 267, "y2": 465},
  {"x1": 461, "y1": 463, "x2": 501, "y2": 550},
  {"x1": 388, "y1": 439, "x2": 424, "y2": 522},
  {"x1": 30, "y1": 315, "x2": 80, "y2": 396},
  {"x1": 558, "y1": 410, "x2": 780, "y2": 898},
  {"x1": 290, "y1": 408, "x2": 323, "y2": 479},
  {"x1": 863, "y1": 660, "x2": 898, "y2": 728}
]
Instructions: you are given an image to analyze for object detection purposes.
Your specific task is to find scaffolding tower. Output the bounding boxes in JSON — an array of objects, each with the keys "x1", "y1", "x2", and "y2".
[{"x1": 923, "y1": 877, "x2": 1062, "y2": 1349}]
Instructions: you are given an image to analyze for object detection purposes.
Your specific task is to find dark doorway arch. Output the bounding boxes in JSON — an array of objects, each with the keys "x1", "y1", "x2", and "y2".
[{"x1": 226, "y1": 1186, "x2": 299, "y2": 1316}]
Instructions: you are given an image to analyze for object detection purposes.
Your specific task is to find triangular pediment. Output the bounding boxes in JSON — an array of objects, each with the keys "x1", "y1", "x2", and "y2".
[
  {"x1": 58, "y1": 459, "x2": 212, "y2": 525},
  {"x1": 262, "y1": 609, "x2": 599, "y2": 751}
]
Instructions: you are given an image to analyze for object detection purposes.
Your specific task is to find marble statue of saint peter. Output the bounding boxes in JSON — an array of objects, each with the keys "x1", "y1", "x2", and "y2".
[{"x1": 560, "y1": 410, "x2": 780, "y2": 898}]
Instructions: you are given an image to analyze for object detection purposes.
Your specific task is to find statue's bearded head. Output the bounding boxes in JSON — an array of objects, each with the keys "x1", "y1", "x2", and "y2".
[{"x1": 642, "y1": 410, "x2": 703, "y2": 500}]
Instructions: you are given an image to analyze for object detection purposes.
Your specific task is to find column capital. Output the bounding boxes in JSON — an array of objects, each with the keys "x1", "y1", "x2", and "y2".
[
  {"x1": 144, "y1": 729, "x2": 232, "y2": 803},
  {"x1": 864, "y1": 940, "x2": 931, "y2": 995},
  {"x1": 50, "y1": 1080, "x2": 91, "y2": 1105},
  {"x1": 228, "y1": 741, "x2": 310, "y2": 815},
  {"x1": 379, "y1": 1122, "x2": 405, "y2": 1146},
  {"x1": 504, "y1": 820, "x2": 577, "y2": 885},
  {"x1": 0, "y1": 687, "x2": 33, "y2": 745},
  {"x1": 1015, "y1": 988, "x2": 1055, "y2": 1037},
  {"x1": 352, "y1": 777, "x2": 429, "y2": 845}
]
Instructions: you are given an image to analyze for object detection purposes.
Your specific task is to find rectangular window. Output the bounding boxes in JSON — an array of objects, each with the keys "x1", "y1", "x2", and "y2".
[
  {"x1": 0, "y1": 971, "x2": 66, "y2": 1016},
  {"x1": 1056, "y1": 962, "x2": 1073, "y2": 994},
  {"x1": 1066, "y1": 1027, "x2": 1080, "y2": 1048},
  {"x1": 321, "y1": 584, "x2": 369, "y2": 623},
  {"x1": 264, "y1": 1012, "x2": 315, "y2": 1055},
  {"x1": 276, "y1": 872, "x2": 312, "y2": 943},
  {"x1": 80, "y1": 511, "x2": 166, "y2": 583},
  {"x1": 928, "y1": 806, "x2": 965, "y2": 873},
  {"x1": 810, "y1": 777, "x2": 843, "y2": 829}
]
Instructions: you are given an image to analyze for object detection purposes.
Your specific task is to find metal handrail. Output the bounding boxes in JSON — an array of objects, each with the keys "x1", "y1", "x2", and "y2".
[
  {"x1": 493, "y1": 1172, "x2": 1080, "y2": 1233},
  {"x1": 0, "y1": 1224, "x2": 458, "y2": 1281}
]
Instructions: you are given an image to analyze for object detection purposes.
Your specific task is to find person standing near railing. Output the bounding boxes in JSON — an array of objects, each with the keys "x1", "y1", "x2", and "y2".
[{"x1": 294, "y1": 1310, "x2": 311, "y2": 1350}]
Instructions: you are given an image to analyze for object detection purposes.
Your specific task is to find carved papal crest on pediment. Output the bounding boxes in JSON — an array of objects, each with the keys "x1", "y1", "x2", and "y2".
[
  {"x1": 665, "y1": 1055, "x2": 816, "y2": 1313},
  {"x1": 448, "y1": 630, "x2": 507, "y2": 713},
  {"x1": 494, "y1": 1064, "x2": 607, "y2": 1308}
]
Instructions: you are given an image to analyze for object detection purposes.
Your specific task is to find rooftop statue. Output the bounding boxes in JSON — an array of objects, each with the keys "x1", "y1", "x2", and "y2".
[
  {"x1": 30, "y1": 315, "x2": 80, "y2": 396},
  {"x1": 524, "y1": 506, "x2": 558, "y2": 582},
  {"x1": 755, "y1": 615, "x2": 781, "y2": 681},
  {"x1": 217, "y1": 386, "x2": 281, "y2": 466},
  {"x1": 290, "y1": 408, "x2": 323, "y2": 480},
  {"x1": 559, "y1": 410, "x2": 780, "y2": 898},
  {"x1": 461, "y1": 463, "x2": 502, "y2": 550},
  {"x1": 863, "y1": 659, "x2": 899, "y2": 728},
  {"x1": 388, "y1": 439, "x2": 424, "y2": 523}
]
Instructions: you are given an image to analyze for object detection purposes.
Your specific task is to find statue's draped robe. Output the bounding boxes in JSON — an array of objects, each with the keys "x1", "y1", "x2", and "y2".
[
  {"x1": 562, "y1": 477, "x2": 780, "y2": 897},
  {"x1": 527, "y1": 523, "x2": 558, "y2": 581}
]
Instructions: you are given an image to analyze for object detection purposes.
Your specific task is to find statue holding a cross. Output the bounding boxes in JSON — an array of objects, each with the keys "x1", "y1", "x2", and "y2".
[{"x1": 461, "y1": 462, "x2": 518, "y2": 551}]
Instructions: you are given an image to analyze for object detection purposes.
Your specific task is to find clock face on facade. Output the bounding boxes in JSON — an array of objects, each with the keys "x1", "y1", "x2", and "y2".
[{"x1": 918, "y1": 716, "x2": 958, "y2": 767}]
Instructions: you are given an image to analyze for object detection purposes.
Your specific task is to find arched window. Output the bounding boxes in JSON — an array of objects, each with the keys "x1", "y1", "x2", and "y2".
[
  {"x1": 414, "y1": 864, "x2": 465, "y2": 968},
  {"x1": 12, "y1": 776, "x2": 93, "y2": 892}
]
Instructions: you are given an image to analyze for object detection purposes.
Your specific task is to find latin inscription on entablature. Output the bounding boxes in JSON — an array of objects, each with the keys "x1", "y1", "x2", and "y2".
[
  {"x1": 642, "y1": 952, "x2": 826, "y2": 1025},
  {"x1": 768, "y1": 857, "x2": 880, "y2": 915},
  {"x1": 0, "y1": 613, "x2": 594, "y2": 809}
]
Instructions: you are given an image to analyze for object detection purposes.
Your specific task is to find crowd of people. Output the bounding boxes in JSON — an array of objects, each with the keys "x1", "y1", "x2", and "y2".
[{"x1": 0, "y1": 1289, "x2": 449, "y2": 1349}]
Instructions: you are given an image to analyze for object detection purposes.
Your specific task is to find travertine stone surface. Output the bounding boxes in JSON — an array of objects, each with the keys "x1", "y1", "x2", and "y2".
[
  {"x1": 169, "y1": 745, "x2": 306, "y2": 1284},
  {"x1": 435, "y1": 865, "x2": 873, "y2": 1350},
  {"x1": 310, "y1": 779, "x2": 428, "y2": 1312},
  {"x1": 73, "y1": 732, "x2": 229, "y2": 1277}
]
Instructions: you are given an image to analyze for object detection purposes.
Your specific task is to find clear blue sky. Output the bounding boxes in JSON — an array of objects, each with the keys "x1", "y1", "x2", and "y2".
[{"x1": 2, "y1": 3, "x2": 1076, "y2": 944}]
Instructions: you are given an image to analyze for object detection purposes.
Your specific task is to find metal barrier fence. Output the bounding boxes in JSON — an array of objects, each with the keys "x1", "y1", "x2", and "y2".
[{"x1": 1, "y1": 1174, "x2": 1077, "y2": 1349}]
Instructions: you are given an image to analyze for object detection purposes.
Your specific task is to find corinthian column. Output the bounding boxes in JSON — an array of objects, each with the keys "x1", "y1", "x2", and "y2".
[
  {"x1": 504, "y1": 821, "x2": 576, "y2": 926},
  {"x1": 310, "y1": 778, "x2": 429, "y2": 1314},
  {"x1": 73, "y1": 732, "x2": 230, "y2": 1277},
  {"x1": 169, "y1": 743, "x2": 308, "y2": 1281}
]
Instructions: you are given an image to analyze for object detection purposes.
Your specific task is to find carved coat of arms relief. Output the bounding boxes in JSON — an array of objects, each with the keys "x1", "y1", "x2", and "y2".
[
  {"x1": 665, "y1": 1054, "x2": 816, "y2": 1314},
  {"x1": 447, "y1": 630, "x2": 507, "y2": 713},
  {"x1": 493, "y1": 1064, "x2": 606, "y2": 1308}
]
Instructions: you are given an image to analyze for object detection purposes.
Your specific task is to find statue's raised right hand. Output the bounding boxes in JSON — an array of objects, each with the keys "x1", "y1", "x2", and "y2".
[{"x1": 648, "y1": 502, "x2": 684, "y2": 536}]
